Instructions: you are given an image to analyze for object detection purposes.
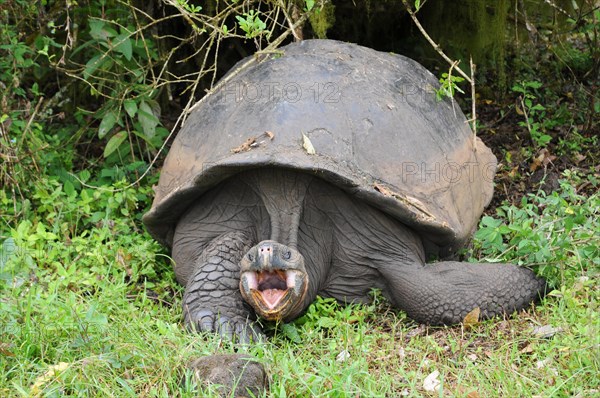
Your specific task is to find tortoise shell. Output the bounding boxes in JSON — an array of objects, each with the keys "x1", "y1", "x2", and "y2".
[{"x1": 143, "y1": 39, "x2": 497, "y2": 258}]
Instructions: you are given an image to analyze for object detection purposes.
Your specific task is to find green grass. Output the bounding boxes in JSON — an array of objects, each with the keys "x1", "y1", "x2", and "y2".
[{"x1": 1, "y1": 173, "x2": 598, "y2": 397}]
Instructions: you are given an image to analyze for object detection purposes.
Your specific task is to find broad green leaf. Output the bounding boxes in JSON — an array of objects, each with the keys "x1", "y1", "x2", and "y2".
[
  {"x1": 83, "y1": 54, "x2": 103, "y2": 79},
  {"x1": 89, "y1": 20, "x2": 107, "y2": 41},
  {"x1": 317, "y1": 317, "x2": 337, "y2": 328},
  {"x1": 114, "y1": 33, "x2": 132, "y2": 61},
  {"x1": 281, "y1": 323, "x2": 302, "y2": 343},
  {"x1": 103, "y1": 131, "x2": 128, "y2": 157},
  {"x1": 98, "y1": 110, "x2": 118, "y2": 139},
  {"x1": 64, "y1": 180, "x2": 75, "y2": 197},
  {"x1": 1, "y1": 238, "x2": 18, "y2": 268},
  {"x1": 79, "y1": 169, "x2": 91, "y2": 182},
  {"x1": 123, "y1": 99, "x2": 138, "y2": 118},
  {"x1": 138, "y1": 101, "x2": 159, "y2": 139},
  {"x1": 89, "y1": 19, "x2": 118, "y2": 41},
  {"x1": 481, "y1": 216, "x2": 503, "y2": 228}
]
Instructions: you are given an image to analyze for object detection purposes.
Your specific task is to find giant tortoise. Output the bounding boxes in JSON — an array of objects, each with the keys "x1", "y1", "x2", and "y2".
[{"x1": 144, "y1": 39, "x2": 546, "y2": 344}]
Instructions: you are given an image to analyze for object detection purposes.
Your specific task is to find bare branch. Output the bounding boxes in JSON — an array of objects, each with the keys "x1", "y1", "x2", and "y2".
[{"x1": 401, "y1": 0, "x2": 472, "y2": 84}]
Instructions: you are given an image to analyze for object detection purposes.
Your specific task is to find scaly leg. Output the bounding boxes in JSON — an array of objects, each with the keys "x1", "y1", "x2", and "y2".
[{"x1": 181, "y1": 231, "x2": 263, "y2": 343}]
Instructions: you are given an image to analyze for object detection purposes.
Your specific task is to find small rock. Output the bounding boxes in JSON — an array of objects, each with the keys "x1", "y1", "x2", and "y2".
[
  {"x1": 466, "y1": 353, "x2": 478, "y2": 362},
  {"x1": 423, "y1": 370, "x2": 441, "y2": 392},
  {"x1": 532, "y1": 325, "x2": 563, "y2": 339},
  {"x1": 186, "y1": 353, "x2": 267, "y2": 397},
  {"x1": 536, "y1": 358, "x2": 552, "y2": 369},
  {"x1": 336, "y1": 349, "x2": 350, "y2": 362},
  {"x1": 398, "y1": 346, "x2": 406, "y2": 362},
  {"x1": 405, "y1": 324, "x2": 426, "y2": 340}
]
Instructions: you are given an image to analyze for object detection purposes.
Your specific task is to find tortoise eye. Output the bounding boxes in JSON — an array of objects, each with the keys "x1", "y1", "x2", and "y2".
[
  {"x1": 247, "y1": 253, "x2": 254, "y2": 261},
  {"x1": 283, "y1": 251, "x2": 291, "y2": 260}
]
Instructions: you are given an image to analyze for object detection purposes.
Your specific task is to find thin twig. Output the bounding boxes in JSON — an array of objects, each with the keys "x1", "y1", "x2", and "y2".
[
  {"x1": 68, "y1": 1, "x2": 311, "y2": 193},
  {"x1": 519, "y1": 96, "x2": 532, "y2": 136},
  {"x1": 402, "y1": 0, "x2": 478, "y2": 137},
  {"x1": 187, "y1": 9, "x2": 310, "y2": 115},
  {"x1": 470, "y1": 57, "x2": 477, "y2": 137},
  {"x1": 19, "y1": 96, "x2": 44, "y2": 148},
  {"x1": 543, "y1": 0, "x2": 570, "y2": 17},
  {"x1": 278, "y1": 0, "x2": 302, "y2": 41},
  {"x1": 401, "y1": 0, "x2": 472, "y2": 84},
  {"x1": 447, "y1": 60, "x2": 459, "y2": 116}
]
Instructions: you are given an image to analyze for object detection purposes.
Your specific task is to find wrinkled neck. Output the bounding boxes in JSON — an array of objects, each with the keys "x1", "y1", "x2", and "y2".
[{"x1": 243, "y1": 168, "x2": 313, "y2": 249}]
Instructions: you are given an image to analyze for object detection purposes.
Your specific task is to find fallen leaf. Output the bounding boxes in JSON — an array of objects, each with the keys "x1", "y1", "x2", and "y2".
[
  {"x1": 525, "y1": 21, "x2": 538, "y2": 33},
  {"x1": 466, "y1": 353, "x2": 478, "y2": 361},
  {"x1": 573, "y1": 153, "x2": 586, "y2": 164},
  {"x1": 302, "y1": 133, "x2": 316, "y2": 155},
  {"x1": 423, "y1": 370, "x2": 441, "y2": 392},
  {"x1": 530, "y1": 148, "x2": 556, "y2": 171},
  {"x1": 231, "y1": 131, "x2": 274, "y2": 153},
  {"x1": 520, "y1": 344, "x2": 534, "y2": 354},
  {"x1": 508, "y1": 165, "x2": 519, "y2": 178},
  {"x1": 30, "y1": 362, "x2": 70, "y2": 395},
  {"x1": 398, "y1": 346, "x2": 406, "y2": 361},
  {"x1": 462, "y1": 307, "x2": 480, "y2": 329},
  {"x1": 530, "y1": 156, "x2": 542, "y2": 172},
  {"x1": 572, "y1": 276, "x2": 589, "y2": 292},
  {"x1": 467, "y1": 391, "x2": 481, "y2": 398},
  {"x1": 231, "y1": 137, "x2": 256, "y2": 153},
  {"x1": 116, "y1": 249, "x2": 132, "y2": 277},
  {"x1": 515, "y1": 102, "x2": 524, "y2": 115},
  {"x1": 0, "y1": 342, "x2": 14, "y2": 357}
]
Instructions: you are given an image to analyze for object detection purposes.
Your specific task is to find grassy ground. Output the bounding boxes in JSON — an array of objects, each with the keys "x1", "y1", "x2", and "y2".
[{"x1": 1, "y1": 169, "x2": 598, "y2": 397}]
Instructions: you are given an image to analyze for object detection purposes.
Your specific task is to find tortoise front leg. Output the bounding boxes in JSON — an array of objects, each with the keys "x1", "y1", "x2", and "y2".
[{"x1": 181, "y1": 231, "x2": 263, "y2": 343}]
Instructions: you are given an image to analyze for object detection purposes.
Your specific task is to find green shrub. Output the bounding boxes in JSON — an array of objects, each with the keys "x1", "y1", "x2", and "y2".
[{"x1": 473, "y1": 171, "x2": 599, "y2": 287}]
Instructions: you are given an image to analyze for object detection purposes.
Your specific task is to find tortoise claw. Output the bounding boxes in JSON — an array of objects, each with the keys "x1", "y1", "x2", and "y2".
[{"x1": 185, "y1": 308, "x2": 264, "y2": 344}]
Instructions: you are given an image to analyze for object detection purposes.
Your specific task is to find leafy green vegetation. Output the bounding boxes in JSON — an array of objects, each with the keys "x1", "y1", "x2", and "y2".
[
  {"x1": 512, "y1": 81, "x2": 553, "y2": 148},
  {"x1": 435, "y1": 72, "x2": 465, "y2": 102},
  {"x1": 474, "y1": 171, "x2": 599, "y2": 287},
  {"x1": 1, "y1": 0, "x2": 598, "y2": 397}
]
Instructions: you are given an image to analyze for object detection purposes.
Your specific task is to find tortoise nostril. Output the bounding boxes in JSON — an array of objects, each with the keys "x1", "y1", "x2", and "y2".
[{"x1": 259, "y1": 244, "x2": 272, "y2": 253}]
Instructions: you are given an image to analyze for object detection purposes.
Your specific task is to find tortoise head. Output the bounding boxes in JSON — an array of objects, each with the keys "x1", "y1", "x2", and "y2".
[{"x1": 239, "y1": 241, "x2": 308, "y2": 321}]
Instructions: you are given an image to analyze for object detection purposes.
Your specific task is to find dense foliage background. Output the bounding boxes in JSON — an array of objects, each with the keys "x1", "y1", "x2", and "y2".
[{"x1": 1, "y1": 0, "x2": 598, "y2": 396}]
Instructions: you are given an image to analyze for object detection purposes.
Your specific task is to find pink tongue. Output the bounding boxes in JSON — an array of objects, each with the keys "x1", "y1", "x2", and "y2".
[{"x1": 261, "y1": 289, "x2": 286, "y2": 309}]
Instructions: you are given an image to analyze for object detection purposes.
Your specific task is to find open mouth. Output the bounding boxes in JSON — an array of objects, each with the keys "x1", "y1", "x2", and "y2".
[{"x1": 240, "y1": 269, "x2": 307, "y2": 320}]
